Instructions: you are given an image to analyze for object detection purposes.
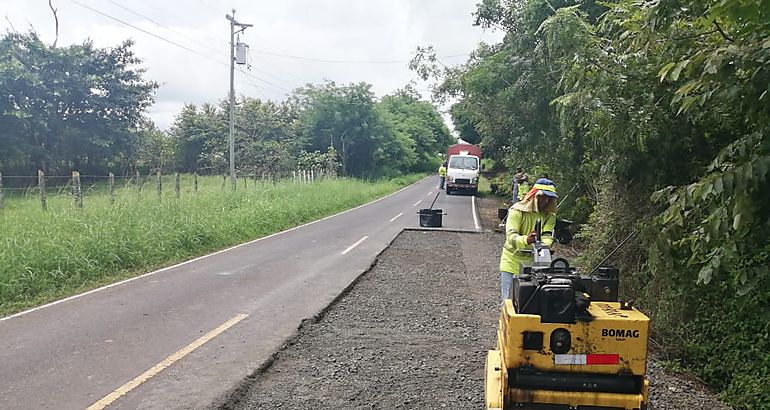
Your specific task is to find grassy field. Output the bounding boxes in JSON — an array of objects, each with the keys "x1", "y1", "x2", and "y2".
[{"x1": 0, "y1": 174, "x2": 425, "y2": 316}]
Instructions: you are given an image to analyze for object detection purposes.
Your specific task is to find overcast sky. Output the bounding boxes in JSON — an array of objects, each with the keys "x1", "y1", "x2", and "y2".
[{"x1": 1, "y1": 0, "x2": 503, "y2": 130}]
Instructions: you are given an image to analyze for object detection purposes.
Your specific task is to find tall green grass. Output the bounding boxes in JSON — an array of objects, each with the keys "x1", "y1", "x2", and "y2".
[{"x1": 0, "y1": 174, "x2": 424, "y2": 315}]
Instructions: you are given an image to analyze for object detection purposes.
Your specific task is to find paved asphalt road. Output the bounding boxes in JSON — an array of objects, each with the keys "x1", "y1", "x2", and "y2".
[{"x1": 0, "y1": 176, "x2": 479, "y2": 410}]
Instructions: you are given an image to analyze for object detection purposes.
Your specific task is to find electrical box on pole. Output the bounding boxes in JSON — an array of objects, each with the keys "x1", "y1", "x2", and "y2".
[{"x1": 235, "y1": 42, "x2": 249, "y2": 65}]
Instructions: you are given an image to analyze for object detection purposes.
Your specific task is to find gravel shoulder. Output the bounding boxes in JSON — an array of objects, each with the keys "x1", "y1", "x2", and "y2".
[{"x1": 215, "y1": 196, "x2": 731, "y2": 410}]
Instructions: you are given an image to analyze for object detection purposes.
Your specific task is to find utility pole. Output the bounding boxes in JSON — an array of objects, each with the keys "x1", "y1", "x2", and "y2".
[{"x1": 226, "y1": 9, "x2": 252, "y2": 190}]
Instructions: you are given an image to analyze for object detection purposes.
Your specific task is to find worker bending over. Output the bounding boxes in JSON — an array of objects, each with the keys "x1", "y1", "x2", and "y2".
[{"x1": 499, "y1": 178, "x2": 558, "y2": 302}]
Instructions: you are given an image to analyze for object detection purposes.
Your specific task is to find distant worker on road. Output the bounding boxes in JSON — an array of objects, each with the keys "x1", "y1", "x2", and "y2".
[
  {"x1": 499, "y1": 178, "x2": 558, "y2": 302},
  {"x1": 438, "y1": 162, "x2": 447, "y2": 189},
  {"x1": 512, "y1": 167, "x2": 530, "y2": 202}
]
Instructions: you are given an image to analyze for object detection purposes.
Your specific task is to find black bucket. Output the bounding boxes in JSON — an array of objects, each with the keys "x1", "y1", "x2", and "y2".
[
  {"x1": 498, "y1": 208, "x2": 509, "y2": 220},
  {"x1": 419, "y1": 209, "x2": 443, "y2": 227}
]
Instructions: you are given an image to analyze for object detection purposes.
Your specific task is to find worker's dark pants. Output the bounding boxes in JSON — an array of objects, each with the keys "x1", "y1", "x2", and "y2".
[{"x1": 439, "y1": 176, "x2": 445, "y2": 189}]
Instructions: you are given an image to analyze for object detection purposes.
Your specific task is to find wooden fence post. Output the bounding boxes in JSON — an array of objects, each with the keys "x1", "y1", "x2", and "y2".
[
  {"x1": 222, "y1": 174, "x2": 226, "y2": 190},
  {"x1": 109, "y1": 172, "x2": 115, "y2": 204},
  {"x1": 0, "y1": 172, "x2": 4, "y2": 209},
  {"x1": 136, "y1": 170, "x2": 142, "y2": 193},
  {"x1": 174, "y1": 173, "x2": 181, "y2": 199},
  {"x1": 194, "y1": 172, "x2": 198, "y2": 194},
  {"x1": 156, "y1": 171, "x2": 162, "y2": 199},
  {"x1": 38, "y1": 170, "x2": 47, "y2": 211},
  {"x1": 72, "y1": 171, "x2": 83, "y2": 208},
  {"x1": 292, "y1": 170, "x2": 296, "y2": 184}
]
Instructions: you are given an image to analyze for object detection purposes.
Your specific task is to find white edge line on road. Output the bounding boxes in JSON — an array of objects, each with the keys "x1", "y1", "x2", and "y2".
[
  {"x1": 341, "y1": 236, "x2": 368, "y2": 255},
  {"x1": 389, "y1": 212, "x2": 403, "y2": 222},
  {"x1": 1, "y1": 176, "x2": 431, "y2": 323},
  {"x1": 427, "y1": 191, "x2": 433, "y2": 196},
  {"x1": 412, "y1": 200, "x2": 422, "y2": 207},
  {"x1": 472, "y1": 196, "x2": 481, "y2": 231},
  {"x1": 86, "y1": 313, "x2": 249, "y2": 410}
]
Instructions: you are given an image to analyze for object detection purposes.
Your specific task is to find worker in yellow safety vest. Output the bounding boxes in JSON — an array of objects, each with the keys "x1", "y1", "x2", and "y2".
[
  {"x1": 499, "y1": 178, "x2": 558, "y2": 302},
  {"x1": 438, "y1": 162, "x2": 447, "y2": 189},
  {"x1": 512, "y1": 167, "x2": 530, "y2": 201}
]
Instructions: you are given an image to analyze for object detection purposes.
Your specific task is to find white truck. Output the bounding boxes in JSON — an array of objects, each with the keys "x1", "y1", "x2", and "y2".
[{"x1": 445, "y1": 152, "x2": 480, "y2": 195}]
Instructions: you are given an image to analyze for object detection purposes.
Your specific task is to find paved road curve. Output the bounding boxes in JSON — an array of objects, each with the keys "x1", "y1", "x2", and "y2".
[{"x1": 0, "y1": 176, "x2": 479, "y2": 410}]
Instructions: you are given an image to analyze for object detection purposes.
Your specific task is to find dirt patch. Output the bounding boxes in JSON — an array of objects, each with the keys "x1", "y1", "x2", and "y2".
[{"x1": 475, "y1": 195, "x2": 506, "y2": 232}]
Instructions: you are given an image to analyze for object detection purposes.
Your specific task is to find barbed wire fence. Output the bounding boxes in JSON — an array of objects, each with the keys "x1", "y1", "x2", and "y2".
[{"x1": 0, "y1": 168, "x2": 333, "y2": 211}]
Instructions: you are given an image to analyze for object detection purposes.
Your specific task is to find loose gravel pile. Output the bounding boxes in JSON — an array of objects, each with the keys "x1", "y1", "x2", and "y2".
[{"x1": 218, "y1": 229, "x2": 730, "y2": 410}]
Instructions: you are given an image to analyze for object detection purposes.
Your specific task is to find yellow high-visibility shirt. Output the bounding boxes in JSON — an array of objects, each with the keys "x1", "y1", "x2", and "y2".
[
  {"x1": 517, "y1": 181, "x2": 531, "y2": 200},
  {"x1": 438, "y1": 166, "x2": 447, "y2": 177},
  {"x1": 499, "y1": 208, "x2": 556, "y2": 274}
]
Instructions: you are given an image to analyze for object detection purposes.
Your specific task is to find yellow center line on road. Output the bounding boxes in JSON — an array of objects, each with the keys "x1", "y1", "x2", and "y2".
[
  {"x1": 86, "y1": 313, "x2": 249, "y2": 410},
  {"x1": 341, "y1": 236, "x2": 368, "y2": 255},
  {"x1": 389, "y1": 212, "x2": 403, "y2": 222}
]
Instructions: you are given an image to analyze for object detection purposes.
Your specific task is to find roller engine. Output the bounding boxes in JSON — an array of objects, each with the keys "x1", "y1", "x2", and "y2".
[{"x1": 485, "y1": 232, "x2": 650, "y2": 410}]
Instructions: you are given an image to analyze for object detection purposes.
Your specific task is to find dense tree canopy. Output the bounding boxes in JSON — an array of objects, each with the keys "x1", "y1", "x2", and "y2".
[
  {"x1": 413, "y1": 1, "x2": 768, "y2": 407},
  {"x1": 292, "y1": 82, "x2": 412, "y2": 177},
  {"x1": 1, "y1": 32, "x2": 451, "y2": 180},
  {"x1": 0, "y1": 32, "x2": 157, "y2": 175},
  {"x1": 378, "y1": 87, "x2": 454, "y2": 171}
]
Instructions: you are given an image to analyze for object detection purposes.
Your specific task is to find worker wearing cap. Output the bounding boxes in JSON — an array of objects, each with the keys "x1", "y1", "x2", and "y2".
[
  {"x1": 512, "y1": 167, "x2": 530, "y2": 202},
  {"x1": 499, "y1": 178, "x2": 558, "y2": 302}
]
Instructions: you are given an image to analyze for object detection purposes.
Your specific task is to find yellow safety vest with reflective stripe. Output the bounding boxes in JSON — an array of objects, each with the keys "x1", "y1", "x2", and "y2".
[
  {"x1": 438, "y1": 166, "x2": 447, "y2": 177},
  {"x1": 499, "y1": 208, "x2": 556, "y2": 274}
]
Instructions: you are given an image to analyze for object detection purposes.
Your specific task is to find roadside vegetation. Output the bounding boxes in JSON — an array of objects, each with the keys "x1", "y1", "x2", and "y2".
[
  {"x1": 0, "y1": 32, "x2": 454, "y2": 181},
  {"x1": 412, "y1": 0, "x2": 769, "y2": 408},
  {"x1": 0, "y1": 31, "x2": 449, "y2": 316},
  {"x1": 0, "y1": 174, "x2": 424, "y2": 316}
]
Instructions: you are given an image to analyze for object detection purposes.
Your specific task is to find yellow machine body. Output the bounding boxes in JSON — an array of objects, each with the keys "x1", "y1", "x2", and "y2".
[{"x1": 485, "y1": 299, "x2": 650, "y2": 410}]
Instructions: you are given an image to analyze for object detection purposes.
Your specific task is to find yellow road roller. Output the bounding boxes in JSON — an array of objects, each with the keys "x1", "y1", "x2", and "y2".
[{"x1": 485, "y1": 243, "x2": 650, "y2": 410}]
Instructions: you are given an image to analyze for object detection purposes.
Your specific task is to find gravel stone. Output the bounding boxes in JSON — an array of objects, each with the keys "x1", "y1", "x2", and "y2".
[{"x1": 218, "y1": 224, "x2": 731, "y2": 409}]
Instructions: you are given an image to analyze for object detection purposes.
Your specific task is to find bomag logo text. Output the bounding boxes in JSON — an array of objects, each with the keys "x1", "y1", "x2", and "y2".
[{"x1": 602, "y1": 328, "x2": 640, "y2": 338}]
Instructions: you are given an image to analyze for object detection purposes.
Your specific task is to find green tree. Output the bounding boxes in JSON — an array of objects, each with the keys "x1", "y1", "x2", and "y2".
[
  {"x1": 169, "y1": 103, "x2": 226, "y2": 174},
  {"x1": 379, "y1": 87, "x2": 453, "y2": 171},
  {"x1": 293, "y1": 82, "x2": 413, "y2": 177},
  {"x1": 423, "y1": 0, "x2": 770, "y2": 406},
  {"x1": 448, "y1": 101, "x2": 481, "y2": 145},
  {"x1": 0, "y1": 32, "x2": 157, "y2": 175},
  {"x1": 131, "y1": 120, "x2": 175, "y2": 173},
  {"x1": 234, "y1": 98, "x2": 301, "y2": 175}
]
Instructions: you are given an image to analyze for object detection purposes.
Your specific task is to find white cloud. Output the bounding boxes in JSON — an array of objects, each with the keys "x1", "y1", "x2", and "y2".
[{"x1": 2, "y1": 0, "x2": 503, "y2": 129}]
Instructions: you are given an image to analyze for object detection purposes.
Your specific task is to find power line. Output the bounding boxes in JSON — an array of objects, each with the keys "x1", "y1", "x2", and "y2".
[
  {"x1": 106, "y1": 0, "x2": 302, "y2": 90},
  {"x1": 250, "y1": 65, "x2": 298, "y2": 88},
  {"x1": 69, "y1": 0, "x2": 222, "y2": 63},
  {"x1": 250, "y1": 49, "x2": 469, "y2": 64},
  {"x1": 130, "y1": 0, "x2": 314, "y2": 84},
  {"x1": 69, "y1": 0, "x2": 294, "y2": 98},
  {"x1": 105, "y1": 0, "x2": 225, "y2": 58},
  {"x1": 235, "y1": 71, "x2": 289, "y2": 96},
  {"x1": 194, "y1": 0, "x2": 221, "y2": 14},
  {"x1": 132, "y1": 0, "x2": 232, "y2": 49}
]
